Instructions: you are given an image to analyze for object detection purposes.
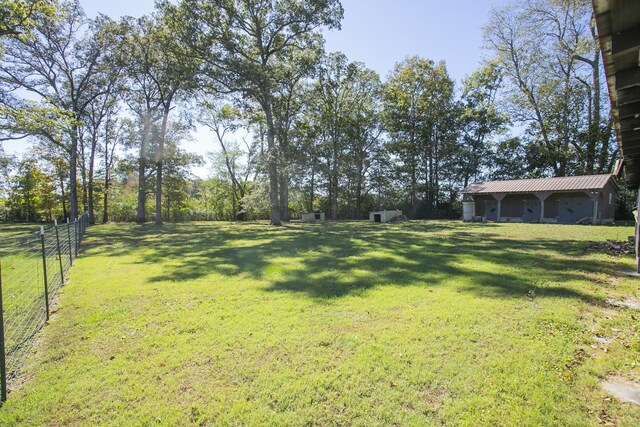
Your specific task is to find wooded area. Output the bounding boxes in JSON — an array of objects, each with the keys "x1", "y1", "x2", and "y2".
[{"x1": 0, "y1": 0, "x2": 626, "y2": 225}]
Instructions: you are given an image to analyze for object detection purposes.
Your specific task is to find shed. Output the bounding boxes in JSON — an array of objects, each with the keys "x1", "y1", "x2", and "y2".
[
  {"x1": 301, "y1": 211, "x2": 325, "y2": 222},
  {"x1": 369, "y1": 210, "x2": 402, "y2": 223},
  {"x1": 462, "y1": 174, "x2": 618, "y2": 225}
]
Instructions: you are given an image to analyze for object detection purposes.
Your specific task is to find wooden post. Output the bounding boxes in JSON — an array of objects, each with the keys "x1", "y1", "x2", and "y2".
[
  {"x1": 492, "y1": 194, "x2": 507, "y2": 222},
  {"x1": 534, "y1": 192, "x2": 552, "y2": 223},
  {"x1": 585, "y1": 191, "x2": 600, "y2": 225}
]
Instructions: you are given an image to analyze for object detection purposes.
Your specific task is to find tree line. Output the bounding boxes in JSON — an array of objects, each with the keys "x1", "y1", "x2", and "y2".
[{"x1": 0, "y1": 0, "x2": 621, "y2": 225}]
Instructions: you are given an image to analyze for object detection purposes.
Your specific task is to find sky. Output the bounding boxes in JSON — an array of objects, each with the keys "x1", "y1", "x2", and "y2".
[
  {"x1": 81, "y1": 0, "x2": 509, "y2": 81},
  {"x1": 8, "y1": 0, "x2": 512, "y2": 177}
]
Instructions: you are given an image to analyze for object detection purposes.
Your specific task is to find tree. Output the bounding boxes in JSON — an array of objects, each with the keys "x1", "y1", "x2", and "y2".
[
  {"x1": 0, "y1": 0, "x2": 57, "y2": 40},
  {"x1": 7, "y1": 157, "x2": 57, "y2": 221},
  {"x1": 199, "y1": 101, "x2": 253, "y2": 219},
  {"x1": 454, "y1": 62, "x2": 507, "y2": 187},
  {"x1": 165, "y1": 0, "x2": 343, "y2": 225},
  {"x1": 309, "y1": 53, "x2": 381, "y2": 219},
  {"x1": 312, "y1": 52, "x2": 352, "y2": 220},
  {"x1": 382, "y1": 56, "x2": 454, "y2": 218},
  {"x1": 100, "y1": 115, "x2": 126, "y2": 223},
  {"x1": 484, "y1": 0, "x2": 616, "y2": 177},
  {"x1": 272, "y1": 47, "x2": 321, "y2": 220},
  {"x1": 162, "y1": 132, "x2": 202, "y2": 222},
  {"x1": 120, "y1": 16, "x2": 163, "y2": 224},
  {"x1": 0, "y1": 1, "x2": 125, "y2": 221}
]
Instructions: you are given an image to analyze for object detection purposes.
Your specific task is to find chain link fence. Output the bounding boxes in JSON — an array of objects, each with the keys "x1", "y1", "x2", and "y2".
[{"x1": 0, "y1": 214, "x2": 89, "y2": 402}]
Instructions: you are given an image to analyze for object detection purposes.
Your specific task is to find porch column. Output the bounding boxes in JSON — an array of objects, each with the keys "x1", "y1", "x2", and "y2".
[
  {"x1": 585, "y1": 191, "x2": 600, "y2": 225},
  {"x1": 534, "y1": 192, "x2": 552, "y2": 223},
  {"x1": 492, "y1": 193, "x2": 506, "y2": 221}
]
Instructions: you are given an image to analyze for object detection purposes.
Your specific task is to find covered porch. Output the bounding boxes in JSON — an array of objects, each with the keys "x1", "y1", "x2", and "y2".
[{"x1": 462, "y1": 174, "x2": 617, "y2": 225}]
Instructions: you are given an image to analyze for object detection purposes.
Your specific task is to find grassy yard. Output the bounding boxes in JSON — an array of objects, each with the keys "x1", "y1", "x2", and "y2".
[{"x1": 0, "y1": 221, "x2": 638, "y2": 426}]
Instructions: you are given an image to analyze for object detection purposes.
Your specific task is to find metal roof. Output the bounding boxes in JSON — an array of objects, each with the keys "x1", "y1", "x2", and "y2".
[
  {"x1": 593, "y1": 0, "x2": 640, "y2": 188},
  {"x1": 462, "y1": 174, "x2": 615, "y2": 195}
]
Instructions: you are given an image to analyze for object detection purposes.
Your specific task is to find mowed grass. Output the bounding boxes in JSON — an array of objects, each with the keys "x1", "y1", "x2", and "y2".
[{"x1": 0, "y1": 220, "x2": 639, "y2": 426}]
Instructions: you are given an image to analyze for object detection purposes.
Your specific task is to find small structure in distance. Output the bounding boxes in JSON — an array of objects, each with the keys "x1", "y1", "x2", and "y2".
[
  {"x1": 369, "y1": 209, "x2": 402, "y2": 223},
  {"x1": 301, "y1": 211, "x2": 325, "y2": 222},
  {"x1": 461, "y1": 174, "x2": 617, "y2": 225}
]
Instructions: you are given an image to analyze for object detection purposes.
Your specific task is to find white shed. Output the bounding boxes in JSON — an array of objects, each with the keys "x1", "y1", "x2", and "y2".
[
  {"x1": 301, "y1": 211, "x2": 325, "y2": 222},
  {"x1": 369, "y1": 210, "x2": 402, "y2": 223}
]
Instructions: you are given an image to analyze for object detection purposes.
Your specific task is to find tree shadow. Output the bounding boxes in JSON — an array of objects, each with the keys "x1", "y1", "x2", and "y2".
[{"x1": 81, "y1": 221, "x2": 625, "y2": 304}]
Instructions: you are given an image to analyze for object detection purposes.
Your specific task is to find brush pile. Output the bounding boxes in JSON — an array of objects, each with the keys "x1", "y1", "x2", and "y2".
[{"x1": 588, "y1": 238, "x2": 635, "y2": 256}]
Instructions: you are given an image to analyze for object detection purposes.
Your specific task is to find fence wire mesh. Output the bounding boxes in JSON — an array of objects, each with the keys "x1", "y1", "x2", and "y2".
[{"x1": 0, "y1": 214, "x2": 89, "y2": 402}]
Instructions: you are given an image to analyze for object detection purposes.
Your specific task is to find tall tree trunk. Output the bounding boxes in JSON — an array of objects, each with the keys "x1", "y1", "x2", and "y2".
[
  {"x1": 355, "y1": 180, "x2": 362, "y2": 219},
  {"x1": 136, "y1": 112, "x2": 152, "y2": 224},
  {"x1": 103, "y1": 119, "x2": 111, "y2": 224},
  {"x1": 70, "y1": 125, "x2": 79, "y2": 221},
  {"x1": 88, "y1": 135, "x2": 97, "y2": 225},
  {"x1": 58, "y1": 169, "x2": 68, "y2": 221},
  {"x1": 411, "y1": 165, "x2": 417, "y2": 218},
  {"x1": 103, "y1": 186, "x2": 108, "y2": 223},
  {"x1": 330, "y1": 138, "x2": 339, "y2": 220},
  {"x1": 280, "y1": 172, "x2": 289, "y2": 221},
  {"x1": 155, "y1": 105, "x2": 171, "y2": 225},
  {"x1": 79, "y1": 135, "x2": 88, "y2": 215},
  {"x1": 326, "y1": 158, "x2": 332, "y2": 215},
  {"x1": 263, "y1": 100, "x2": 281, "y2": 226},
  {"x1": 309, "y1": 165, "x2": 315, "y2": 212}
]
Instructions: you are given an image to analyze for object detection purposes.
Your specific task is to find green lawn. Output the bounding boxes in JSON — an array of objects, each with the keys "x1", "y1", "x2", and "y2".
[{"x1": 0, "y1": 221, "x2": 639, "y2": 426}]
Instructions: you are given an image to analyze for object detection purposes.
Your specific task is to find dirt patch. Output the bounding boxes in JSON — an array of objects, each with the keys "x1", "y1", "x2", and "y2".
[
  {"x1": 593, "y1": 335, "x2": 614, "y2": 346},
  {"x1": 601, "y1": 378, "x2": 640, "y2": 405},
  {"x1": 606, "y1": 299, "x2": 640, "y2": 310}
]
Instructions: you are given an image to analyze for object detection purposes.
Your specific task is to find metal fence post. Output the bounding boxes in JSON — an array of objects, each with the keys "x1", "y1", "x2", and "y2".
[
  {"x1": 74, "y1": 218, "x2": 78, "y2": 259},
  {"x1": 0, "y1": 261, "x2": 7, "y2": 403},
  {"x1": 54, "y1": 219, "x2": 64, "y2": 284},
  {"x1": 66, "y1": 218, "x2": 73, "y2": 265},
  {"x1": 40, "y1": 226, "x2": 50, "y2": 321}
]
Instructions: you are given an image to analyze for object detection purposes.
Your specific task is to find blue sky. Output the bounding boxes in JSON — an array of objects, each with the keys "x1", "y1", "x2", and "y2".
[{"x1": 83, "y1": 0, "x2": 510, "y2": 82}]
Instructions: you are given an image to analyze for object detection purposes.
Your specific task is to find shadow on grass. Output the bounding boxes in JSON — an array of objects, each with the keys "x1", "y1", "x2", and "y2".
[{"x1": 81, "y1": 221, "x2": 622, "y2": 304}]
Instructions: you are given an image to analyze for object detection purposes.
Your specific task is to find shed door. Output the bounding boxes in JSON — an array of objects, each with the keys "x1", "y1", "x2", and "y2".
[
  {"x1": 523, "y1": 199, "x2": 541, "y2": 222},
  {"x1": 558, "y1": 197, "x2": 593, "y2": 223},
  {"x1": 374, "y1": 214, "x2": 381, "y2": 222},
  {"x1": 484, "y1": 200, "x2": 497, "y2": 221}
]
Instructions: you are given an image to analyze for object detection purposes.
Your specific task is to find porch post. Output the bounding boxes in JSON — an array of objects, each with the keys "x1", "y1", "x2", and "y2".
[
  {"x1": 534, "y1": 192, "x2": 552, "y2": 223},
  {"x1": 492, "y1": 193, "x2": 506, "y2": 221},
  {"x1": 585, "y1": 191, "x2": 600, "y2": 225}
]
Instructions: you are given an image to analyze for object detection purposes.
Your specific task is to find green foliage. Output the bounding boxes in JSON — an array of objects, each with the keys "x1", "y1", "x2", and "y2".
[
  {"x1": 6, "y1": 157, "x2": 58, "y2": 221},
  {"x1": 382, "y1": 55, "x2": 455, "y2": 218},
  {"x1": 0, "y1": 0, "x2": 57, "y2": 42},
  {"x1": 453, "y1": 61, "x2": 507, "y2": 186},
  {"x1": 166, "y1": 0, "x2": 344, "y2": 224}
]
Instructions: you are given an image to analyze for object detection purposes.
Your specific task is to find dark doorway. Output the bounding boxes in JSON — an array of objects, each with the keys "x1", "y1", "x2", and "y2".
[{"x1": 374, "y1": 214, "x2": 381, "y2": 222}]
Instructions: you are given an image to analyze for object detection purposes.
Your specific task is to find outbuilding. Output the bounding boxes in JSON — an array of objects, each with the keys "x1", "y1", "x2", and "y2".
[
  {"x1": 369, "y1": 210, "x2": 402, "y2": 223},
  {"x1": 462, "y1": 174, "x2": 618, "y2": 225},
  {"x1": 301, "y1": 211, "x2": 325, "y2": 222}
]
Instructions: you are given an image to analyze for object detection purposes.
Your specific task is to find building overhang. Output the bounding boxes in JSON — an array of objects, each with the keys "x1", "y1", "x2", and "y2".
[{"x1": 593, "y1": 0, "x2": 640, "y2": 188}]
